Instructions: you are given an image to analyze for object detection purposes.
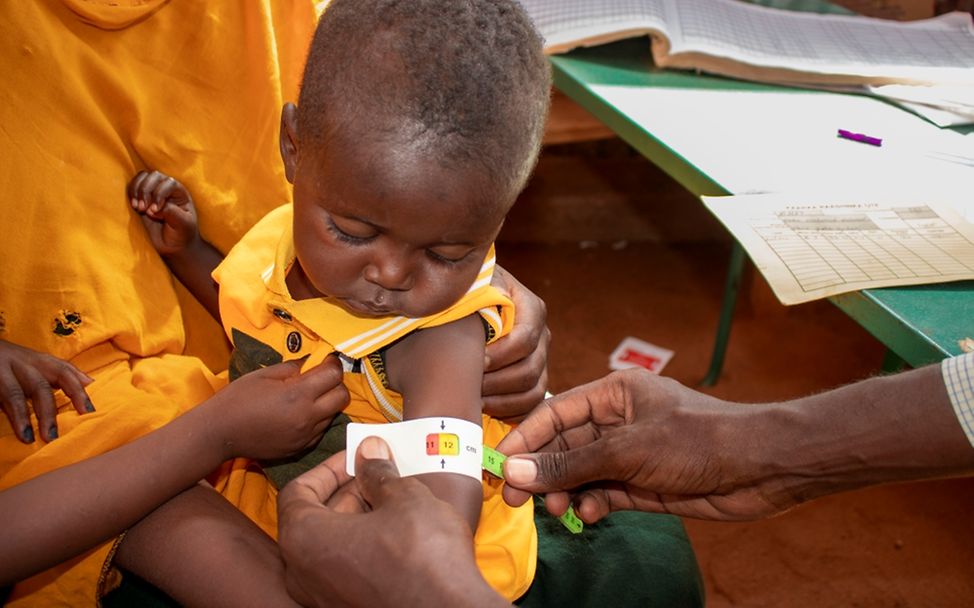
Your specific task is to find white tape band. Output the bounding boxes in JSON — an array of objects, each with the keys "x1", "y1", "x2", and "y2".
[{"x1": 345, "y1": 417, "x2": 483, "y2": 481}]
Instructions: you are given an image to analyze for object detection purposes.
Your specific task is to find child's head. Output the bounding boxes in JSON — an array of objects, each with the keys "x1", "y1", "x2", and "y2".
[{"x1": 279, "y1": 0, "x2": 550, "y2": 318}]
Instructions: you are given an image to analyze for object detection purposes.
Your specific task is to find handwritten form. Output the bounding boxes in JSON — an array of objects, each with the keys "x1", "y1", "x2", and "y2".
[{"x1": 702, "y1": 194, "x2": 974, "y2": 304}]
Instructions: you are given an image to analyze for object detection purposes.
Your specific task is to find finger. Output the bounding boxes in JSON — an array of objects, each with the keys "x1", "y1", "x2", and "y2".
[
  {"x1": 354, "y1": 437, "x2": 408, "y2": 507},
  {"x1": 540, "y1": 491, "x2": 573, "y2": 518},
  {"x1": 482, "y1": 369, "x2": 547, "y2": 422},
  {"x1": 291, "y1": 356, "x2": 345, "y2": 398},
  {"x1": 0, "y1": 365, "x2": 34, "y2": 443},
  {"x1": 482, "y1": 340, "x2": 547, "y2": 397},
  {"x1": 137, "y1": 171, "x2": 167, "y2": 211},
  {"x1": 12, "y1": 362, "x2": 58, "y2": 441},
  {"x1": 158, "y1": 195, "x2": 196, "y2": 232},
  {"x1": 575, "y1": 486, "x2": 644, "y2": 523},
  {"x1": 496, "y1": 377, "x2": 625, "y2": 456},
  {"x1": 279, "y1": 450, "x2": 350, "y2": 510},
  {"x1": 502, "y1": 440, "x2": 616, "y2": 495},
  {"x1": 49, "y1": 362, "x2": 94, "y2": 415},
  {"x1": 484, "y1": 323, "x2": 548, "y2": 376},
  {"x1": 251, "y1": 357, "x2": 307, "y2": 381},
  {"x1": 128, "y1": 171, "x2": 151, "y2": 211},
  {"x1": 325, "y1": 482, "x2": 371, "y2": 514},
  {"x1": 486, "y1": 268, "x2": 547, "y2": 373},
  {"x1": 501, "y1": 484, "x2": 533, "y2": 508},
  {"x1": 150, "y1": 176, "x2": 178, "y2": 211},
  {"x1": 495, "y1": 394, "x2": 583, "y2": 456}
]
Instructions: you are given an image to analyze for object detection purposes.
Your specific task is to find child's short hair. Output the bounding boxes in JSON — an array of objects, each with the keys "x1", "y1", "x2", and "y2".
[{"x1": 297, "y1": 0, "x2": 551, "y2": 200}]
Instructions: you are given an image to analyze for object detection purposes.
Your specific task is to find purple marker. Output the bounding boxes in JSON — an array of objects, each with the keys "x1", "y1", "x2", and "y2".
[{"x1": 837, "y1": 129, "x2": 882, "y2": 147}]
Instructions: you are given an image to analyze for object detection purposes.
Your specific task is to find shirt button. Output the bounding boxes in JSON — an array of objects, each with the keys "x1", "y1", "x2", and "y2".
[
  {"x1": 286, "y1": 331, "x2": 302, "y2": 353},
  {"x1": 273, "y1": 308, "x2": 293, "y2": 322}
]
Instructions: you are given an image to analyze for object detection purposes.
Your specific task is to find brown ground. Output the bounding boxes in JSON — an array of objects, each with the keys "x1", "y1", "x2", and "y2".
[{"x1": 497, "y1": 139, "x2": 974, "y2": 607}]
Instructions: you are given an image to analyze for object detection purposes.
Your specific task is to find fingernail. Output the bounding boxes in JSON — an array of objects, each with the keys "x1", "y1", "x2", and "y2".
[
  {"x1": 505, "y1": 458, "x2": 538, "y2": 484},
  {"x1": 48, "y1": 425, "x2": 58, "y2": 440},
  {"x1": 483, "y1": 355, "x2": 491, "y2": 369},
  {"x1": 23, "y1": 426, "x2": 35, "y2": 444},
  {"x1": 360, "y1": 436, "x2": 391, "y2": 460},
  {"x1": 85, "y1": 398, "x2": 96, "y2": 413}
]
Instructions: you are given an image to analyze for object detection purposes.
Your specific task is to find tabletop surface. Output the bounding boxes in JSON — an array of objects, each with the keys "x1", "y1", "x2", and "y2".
[{"x1": 550, "y1": 37, "x2": 974, "y2": 363}]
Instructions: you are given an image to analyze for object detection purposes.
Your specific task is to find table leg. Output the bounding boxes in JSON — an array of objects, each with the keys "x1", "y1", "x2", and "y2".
[{"x1": 700, "y1": 242, "x2": 747, "y2": 386}]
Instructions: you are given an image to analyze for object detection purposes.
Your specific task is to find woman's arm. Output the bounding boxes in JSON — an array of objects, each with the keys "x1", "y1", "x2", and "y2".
[{"x1": 385, "y1": 314, "x2": 487, "y2": 532}]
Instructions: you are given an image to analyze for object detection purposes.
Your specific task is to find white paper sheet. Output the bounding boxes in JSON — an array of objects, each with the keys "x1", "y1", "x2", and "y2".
[{"x1": 702, "y1": 194, "x2": 974, "y2": 304}]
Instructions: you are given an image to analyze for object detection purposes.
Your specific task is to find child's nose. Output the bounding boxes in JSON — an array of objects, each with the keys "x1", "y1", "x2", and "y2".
[{"x1": 363, "y1": 253, "x2": 414, "y2": 291}]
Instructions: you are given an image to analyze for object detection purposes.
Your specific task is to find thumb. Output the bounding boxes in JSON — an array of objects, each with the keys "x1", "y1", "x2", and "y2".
[
  {"x1": 159, "y1": 197, "x2": 195, "y2": 226},
  {"x1": 253, "y1": 357, "x2": 307, "y2": 381},
  {"x1": 504, "y1": 441, "x2": 611, "y2": 494},
  {"x1": 354, "y1": 436, "x2": 403, "y2": 507}
]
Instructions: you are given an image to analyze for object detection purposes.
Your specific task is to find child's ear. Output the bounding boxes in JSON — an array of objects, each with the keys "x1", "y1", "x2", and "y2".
[{"x1": 279, "y1": 103, "x2": 300, "y2": 183}]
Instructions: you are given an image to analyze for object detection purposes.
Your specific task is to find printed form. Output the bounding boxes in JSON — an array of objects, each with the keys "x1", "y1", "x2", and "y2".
[{"x1": 703, "y1": 194, "x2": 974, "y2": 304}]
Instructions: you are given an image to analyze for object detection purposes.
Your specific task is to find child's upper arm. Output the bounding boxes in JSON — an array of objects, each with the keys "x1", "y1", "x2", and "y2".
[
  {"x1": 383, "y1": 314, "x2": 487, "y2": 532},
  {"x1": 385, "y1": 314, "x2": 486, "y2": 424}
]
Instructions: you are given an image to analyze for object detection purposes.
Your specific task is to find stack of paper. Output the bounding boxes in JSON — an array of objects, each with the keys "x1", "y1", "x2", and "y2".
[{"x1": 867, "y1": 84, "x2": 974, "y2": 126}]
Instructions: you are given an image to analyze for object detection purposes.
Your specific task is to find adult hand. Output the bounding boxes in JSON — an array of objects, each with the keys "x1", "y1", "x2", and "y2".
[
  {"x1": 0, "y1": 339, "x2": 94, "y2": 443},
  {"x1": 484, "y1": 265, "x2": 550, "y2": 421},
  {"x1": 497, "y1": 369, "x2": 795, "y2": 522},
  {"x1": 206, "y1": 356, "x2": 349, "y2": 461},
  {"x1": 278, "y1": 437, "x2": 508, "y2": 608}
]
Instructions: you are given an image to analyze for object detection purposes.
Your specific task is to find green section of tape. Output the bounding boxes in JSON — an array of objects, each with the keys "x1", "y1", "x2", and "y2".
[
  {"x1": 482, "y1": 444, "x2": 506, "y2": 478},
  {"x1": 481, "y1": 445, "x2": 583, "y2": 535}
]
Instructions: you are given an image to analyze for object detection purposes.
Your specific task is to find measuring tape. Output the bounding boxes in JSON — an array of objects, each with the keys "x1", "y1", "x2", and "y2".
[
  {"x1": 482, "y1": 445, "x2": 584, "y2": 534},
  {"x1": 346, "y1": 419, "x2": 584, "y2": 534}
]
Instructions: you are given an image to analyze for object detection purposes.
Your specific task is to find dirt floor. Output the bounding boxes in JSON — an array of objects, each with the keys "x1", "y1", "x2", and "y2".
[{"x1": 497, "y1": 139, "x2": 974, "y2": 607}]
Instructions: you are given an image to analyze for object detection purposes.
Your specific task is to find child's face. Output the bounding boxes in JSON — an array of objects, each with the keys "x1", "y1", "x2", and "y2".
[{"x1": 288, "y1": 136, "x2": 508, "y2": 319}]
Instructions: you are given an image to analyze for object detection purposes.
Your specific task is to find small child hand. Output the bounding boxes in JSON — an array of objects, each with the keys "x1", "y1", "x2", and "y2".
[
  {"x1": 0, "y1": 339, "x2": 95, "y2": 444},
  {"x1": 127, "y1": 170, "x2": 200, "y2": 257},
  {"x1": 206, "y1": 356, "x2": 350, "y2": 461}
]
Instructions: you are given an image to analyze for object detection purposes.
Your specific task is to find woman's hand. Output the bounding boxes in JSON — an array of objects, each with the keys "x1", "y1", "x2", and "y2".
[
  {"x1": 484, "y1": 265, "x2": 551, "y2": 421},
  {"x1": 0, "y1": 339, "x2": 94, "y2": 443}
]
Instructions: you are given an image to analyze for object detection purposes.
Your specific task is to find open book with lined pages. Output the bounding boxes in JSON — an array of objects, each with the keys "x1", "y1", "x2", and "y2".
[{"x1": 519, "y1": 0, "x2": 974, "y2": 87}]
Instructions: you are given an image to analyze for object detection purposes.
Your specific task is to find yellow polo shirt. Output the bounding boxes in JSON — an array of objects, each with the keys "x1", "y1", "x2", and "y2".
[{"x1": 213, "y1": 204, "x2": 538, "y2": 600}]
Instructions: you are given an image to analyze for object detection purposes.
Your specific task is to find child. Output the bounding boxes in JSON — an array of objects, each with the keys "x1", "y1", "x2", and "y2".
[{"x1": 129, "y1": 0, "x2": 551, "y2": 600}]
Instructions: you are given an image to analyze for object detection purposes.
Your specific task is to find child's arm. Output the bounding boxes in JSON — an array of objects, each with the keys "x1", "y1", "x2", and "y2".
[
  {"x1": 128, "y1": 170, "x2": 223, "y2": 320},
  {"x1": 384, "y1": 314, "x2": 487, "y2": 532},
  {"x1": 0, "y1": 357, "x2": 347, "y2": 587}
]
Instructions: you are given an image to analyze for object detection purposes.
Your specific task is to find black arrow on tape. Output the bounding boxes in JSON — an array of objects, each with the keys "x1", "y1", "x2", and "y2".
[
  {"x1": 440, "y1": 420, "x2": 445, "y2": 430},
  {"x1": 440, "y1": 459, "x2": 446, "y2": 469}
]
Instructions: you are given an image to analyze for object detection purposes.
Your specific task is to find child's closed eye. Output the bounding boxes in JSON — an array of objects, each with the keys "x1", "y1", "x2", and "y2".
[
  {"x1": 426, "y1": 249, "x2": 465, "y2": 267},
  {"x1": 326, "y1": 217, "x2": 375, "y2": 245}
]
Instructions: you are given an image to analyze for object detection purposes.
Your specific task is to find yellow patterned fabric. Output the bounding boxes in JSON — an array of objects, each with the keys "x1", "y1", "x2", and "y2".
[
  {"x1": 214, "y1": 204, "x2": 537, "y2": 600},
  {"x1": 0, "y1": 2, "x2": 317, "y2": 604}
]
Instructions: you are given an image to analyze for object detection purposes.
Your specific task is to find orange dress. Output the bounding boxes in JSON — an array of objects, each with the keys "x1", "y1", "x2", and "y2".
[{"x1": 0, "y1": 1, "x2": 317, "y2": 604}]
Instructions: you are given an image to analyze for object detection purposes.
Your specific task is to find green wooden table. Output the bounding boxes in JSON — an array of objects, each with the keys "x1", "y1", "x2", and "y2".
[{"x1": 550, "y1": 37, "x2": 974, "y2": 382}]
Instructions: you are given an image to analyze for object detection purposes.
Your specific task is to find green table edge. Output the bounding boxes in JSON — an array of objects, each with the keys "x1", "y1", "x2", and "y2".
[{"x1": 549, "y1": 27, "x2": 972, "y2": 370}]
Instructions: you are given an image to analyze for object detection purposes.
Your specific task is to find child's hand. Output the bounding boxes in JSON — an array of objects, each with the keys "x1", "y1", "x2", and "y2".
[
  {"x1": 206, "y1": 356, "x2": 350, "y2": 461},
  {"x1": 0, "y1": 340, "x2": 95, "y2": 444},
  {"x1": 127, "y1": 170, "x2": 199, "y2": 257}
]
